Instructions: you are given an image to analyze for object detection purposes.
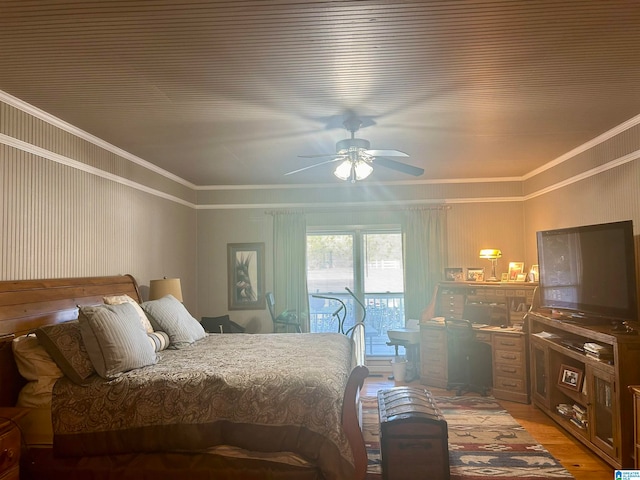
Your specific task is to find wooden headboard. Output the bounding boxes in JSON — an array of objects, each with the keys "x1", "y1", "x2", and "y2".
[{"x1": 0, "y1": 274, "x2": 141, "y2": 406}]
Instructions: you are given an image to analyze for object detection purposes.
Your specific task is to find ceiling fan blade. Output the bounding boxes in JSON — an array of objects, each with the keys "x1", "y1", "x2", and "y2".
[
  {"x1": 365, "y1": 149, "x2": 409, "y2": 158},
  {"x1": 298, "y1": 153, "x2": 344, "y2": 159},
  {"x1": 285, "y1": 158, "x2": 343, "y2": 176},
  {"x1": 373, "y1": 157, "x2": 424, "y2": 176}
]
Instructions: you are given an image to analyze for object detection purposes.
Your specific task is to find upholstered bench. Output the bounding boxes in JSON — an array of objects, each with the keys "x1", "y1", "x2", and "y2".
[{"x1": 377, "y1": 386, "x2": 450, "y2": 480}]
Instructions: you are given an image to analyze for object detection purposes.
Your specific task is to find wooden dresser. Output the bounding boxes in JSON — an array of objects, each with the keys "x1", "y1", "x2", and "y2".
[{"x1": 0, "y1": 409, "x2": 28, "y2": 480}]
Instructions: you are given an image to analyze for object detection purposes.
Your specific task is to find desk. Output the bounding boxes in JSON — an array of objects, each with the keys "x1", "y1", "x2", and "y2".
[{"x1": 420, "y1": 322, "x2": 529, "y2": 403}]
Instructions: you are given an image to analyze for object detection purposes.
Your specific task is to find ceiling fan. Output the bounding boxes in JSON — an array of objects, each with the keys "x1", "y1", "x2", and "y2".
[{"x1": 286, "y1": 116, "x2": 424, "y2": 182}]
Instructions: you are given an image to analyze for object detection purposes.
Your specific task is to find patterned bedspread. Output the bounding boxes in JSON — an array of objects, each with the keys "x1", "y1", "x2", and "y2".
[{"x1": 52, "y1": 333, "x2": 356, "y2": 480}]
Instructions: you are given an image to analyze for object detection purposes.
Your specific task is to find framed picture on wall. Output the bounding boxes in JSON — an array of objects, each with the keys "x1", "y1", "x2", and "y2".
[{"x1": 227, "y1": 243, "x2": 266, "y2": 310}]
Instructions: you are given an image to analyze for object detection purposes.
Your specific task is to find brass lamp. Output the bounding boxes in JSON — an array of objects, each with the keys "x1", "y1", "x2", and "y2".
[
  {"x1": 149, "y1": 277, "x2": 183, "y2": 301},
  {"x1": 479, "y1": 249, "x2": 502, "y2": 282}
]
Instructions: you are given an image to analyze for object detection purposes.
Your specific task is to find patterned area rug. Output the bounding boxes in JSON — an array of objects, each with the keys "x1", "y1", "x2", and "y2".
[{"x1": 362, "y1": 395, "x2": 574, "y2": 479}]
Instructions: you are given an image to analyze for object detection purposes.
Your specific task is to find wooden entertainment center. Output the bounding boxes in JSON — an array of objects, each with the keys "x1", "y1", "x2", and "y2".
[{"x1": 528, "y1": 310, "x2": 640, "y2": 469}]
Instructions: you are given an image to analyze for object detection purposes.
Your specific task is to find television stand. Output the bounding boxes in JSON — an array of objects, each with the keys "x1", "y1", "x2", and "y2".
[{"x1": 529, "y1": 310, "x2": 640, "y2": 469}]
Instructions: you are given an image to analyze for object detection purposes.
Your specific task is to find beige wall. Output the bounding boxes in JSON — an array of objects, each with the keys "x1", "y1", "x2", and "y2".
[
  {"x1": 196, "y1": 209, "x2": 272, "y2": 332},
  {"x1": 2, "y1": 91, "x2": 639, "y2": 329},
  {"x1": 0, "y1": 97, "x2": 198, "y2": 312},
  {"x1": 523, "y1": 122, "x2": 640, "y2": 274}
]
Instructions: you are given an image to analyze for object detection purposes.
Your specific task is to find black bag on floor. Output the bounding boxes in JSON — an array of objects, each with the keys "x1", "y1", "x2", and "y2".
[{"x1": 201, "y1": 315, "x2": 245, "y2": 334}]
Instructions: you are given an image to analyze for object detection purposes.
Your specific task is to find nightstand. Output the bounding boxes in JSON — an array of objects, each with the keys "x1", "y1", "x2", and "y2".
[{"x1": 0, "y1": 408, "x2": 29, "y2": 480}]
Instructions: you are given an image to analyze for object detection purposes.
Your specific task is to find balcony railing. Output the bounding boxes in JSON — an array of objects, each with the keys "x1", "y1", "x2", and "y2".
[{"x1": 309, "y1": 292, "x2": 405, "y2": 356}]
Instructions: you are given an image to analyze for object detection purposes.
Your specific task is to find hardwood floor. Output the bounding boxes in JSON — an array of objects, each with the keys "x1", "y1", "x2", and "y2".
[{"x1": 363, "y1": 375, "x2": 614, "y2": 480}]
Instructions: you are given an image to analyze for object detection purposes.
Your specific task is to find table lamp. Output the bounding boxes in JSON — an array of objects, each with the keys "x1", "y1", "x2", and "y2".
[
  {"x1": 149, "y1": 277, "x2": 183, "y2": 301},
  {"x1": 479, "y1": 249, "x2": 502, "y2": 282}
]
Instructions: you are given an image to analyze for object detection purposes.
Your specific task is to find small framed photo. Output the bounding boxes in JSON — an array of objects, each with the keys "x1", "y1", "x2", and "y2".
[
  {"x1": 508, "y1": 262, "x2": 525, "y2": 281},
  {"x1": 516, "y1": 273, "x2": 527, "y2": 282},
  {"x1": 500, "y1": 272, "x2": 509, "y2": 282},
  {"x1": 466, "y1": 267, "x2": 484, "y2": 282},
  {"x1": 444, "y1": 267, "x2": 464, "y2": 281},
  {"x1": 529, "y1": 264, "x2": 539, "y2": 283},
  {"x1": 558, "y1": 364, "x2": 583, "y2": 391}
]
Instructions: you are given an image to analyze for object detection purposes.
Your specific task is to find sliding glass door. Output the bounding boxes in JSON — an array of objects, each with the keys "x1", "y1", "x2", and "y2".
[{"x1": 307, "y1": 228, "x2": 405, "y2": 356}]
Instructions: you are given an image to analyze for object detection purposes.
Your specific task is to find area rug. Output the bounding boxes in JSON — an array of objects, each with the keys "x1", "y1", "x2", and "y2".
[{"x1": 362, "y1": 394, "x2": 574, "y2": 479}]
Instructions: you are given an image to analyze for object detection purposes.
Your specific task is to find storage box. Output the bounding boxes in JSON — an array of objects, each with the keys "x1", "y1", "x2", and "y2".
[{"x1": 377, "y1": 387, "x2": 450, "y2": 480}]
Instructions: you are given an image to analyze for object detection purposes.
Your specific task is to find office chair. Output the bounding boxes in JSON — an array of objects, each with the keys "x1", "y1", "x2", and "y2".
[
  {"x1": 445, "y1": 318, "x2": 492, "y2": 396},
  {"x1": 266, "y1": 292, "x2": 302, "y2": 333},
  {"x1": 462, "y1": 302, "x2": 494, "y2": 326}
]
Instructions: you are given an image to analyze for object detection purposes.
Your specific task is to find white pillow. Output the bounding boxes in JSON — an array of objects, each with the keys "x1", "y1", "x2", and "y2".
[
  {"x1": 103, "y1": 294, "x2": 154, "y2": 333},
  {"x1": 12, "y1": 334, "x2": 63, "y2": 407},
  {"x1": 141, "y1": 295, "x2": 206, "y2": 348}
]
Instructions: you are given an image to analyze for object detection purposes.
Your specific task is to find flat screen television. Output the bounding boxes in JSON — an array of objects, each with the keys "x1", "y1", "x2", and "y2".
[{"x1": 536, "y1": 220, "x2": 638, "y2": 325}]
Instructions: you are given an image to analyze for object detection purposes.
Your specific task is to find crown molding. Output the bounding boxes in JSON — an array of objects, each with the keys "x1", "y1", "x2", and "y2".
[{"x1": 0, "y1": 89, "x2": 196, "y2": 190}]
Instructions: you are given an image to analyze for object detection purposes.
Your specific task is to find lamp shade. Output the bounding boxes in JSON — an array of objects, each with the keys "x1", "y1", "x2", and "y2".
[
  {"x1": 333, "y1": 160, "x2": 352, "y2": 180},
  {"x1": 149, "y1": 278, "x2": 183, "y2": 301},
  {"x1": 479, "y1": 249, "x2": 502, "y2": 259}
]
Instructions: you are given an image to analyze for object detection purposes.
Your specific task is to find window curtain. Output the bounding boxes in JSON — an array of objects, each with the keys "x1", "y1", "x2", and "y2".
[
  {"x1": 272, "y1": 211, "x2": 310, "y2": 332},
  {"x1": 402, "y1": 208, "x2": 447, "y2": 322}
]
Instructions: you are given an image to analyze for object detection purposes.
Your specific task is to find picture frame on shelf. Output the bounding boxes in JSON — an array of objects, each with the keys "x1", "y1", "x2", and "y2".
[
  {"x1": 558, "y1": 364, "x2": 583, "y2": 392},
  {"x1": 227, "y1": 242, "x2": 265, "y2": 310},
  {"x1": 444, "y1": 267, "x2": 464, "y2": 281},
  {"x1": 529, "y1": 264, "x2": 539, "y2": 282},
  {"x1": 466, "y1": 267, "x2": 484, "y2": 282},
  {"x1": 500, "y1": 272, "x2": 509, "y2": 282},
  {"x1": 508, "y1": 262, "x2": 525, "y2": 281},
  {"x1": 516, "y1": 273, "x2": 527, "y2": 282}
]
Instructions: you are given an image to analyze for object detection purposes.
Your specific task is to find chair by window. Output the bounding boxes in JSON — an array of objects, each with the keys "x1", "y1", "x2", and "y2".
[
  {"x1": 266, "y1": 292, "x2": 302, "y2": 333},
  {"x1": 445, "y1": 318, "x2": 492, "y2": 396}
]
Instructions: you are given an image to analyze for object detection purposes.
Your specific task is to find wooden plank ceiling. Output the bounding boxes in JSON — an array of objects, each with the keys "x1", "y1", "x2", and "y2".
[{"x1": 0, "y1": 0, "x2": 639, "y2": 186}]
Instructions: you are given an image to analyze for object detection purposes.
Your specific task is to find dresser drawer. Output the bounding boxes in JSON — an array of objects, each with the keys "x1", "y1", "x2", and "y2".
[
  {"x1": 494, "y1": 349, "x2": 524, "y2": 366},
  {"x1": 493, "y1": 334, "x2": 524, "y2": 351},
  {"x1": 493, "y1": 375, "x2": 526, "y2": 393},
  {"x1": 475, "y1": 331, "x2": 492, "y2": 344},
  {"x1": 494, "y1": 362, "x2": 525, "y2": 379},
  {"x1": 0, "y1": 465, "x2": 19, "y2": 480},
  {"x1": 0, "y1": 425, "x2": 20, "y2": 474}
]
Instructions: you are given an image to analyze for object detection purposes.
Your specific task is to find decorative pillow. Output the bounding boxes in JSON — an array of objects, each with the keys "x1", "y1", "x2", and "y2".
[
  {"x1": 147, "y1": 331, "x2": 170, "y2": 352},
  {"x1": 35, "y1": 320, "x2": 96, "y2": 385},
  {"x1": 79, "y1": 303, "x2": 158, "y2": 379},
  {"x1": 12, "y1": 334, "x2": 63, "y2": 408},
  {"x1": 141, "y1": 295, "x2": 206, "y2": 348},
  {"x1": 103, "y1": 294, "x2": 154, "y2": 333}
]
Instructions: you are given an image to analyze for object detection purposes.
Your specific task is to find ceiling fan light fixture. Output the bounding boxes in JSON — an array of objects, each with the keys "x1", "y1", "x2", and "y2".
[
  {"x1": 354, "y1": 160, "x2": 373, "y2": 180},
  {"x1": 333, "y1": 159, "x2": 353, "y2": 181},
  {"x1": 333, "y1": 159, "x2": 373, "y2": 182}
]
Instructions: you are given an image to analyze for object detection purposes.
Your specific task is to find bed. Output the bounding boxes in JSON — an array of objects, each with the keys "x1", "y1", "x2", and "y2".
[{"x1": 0, "y1": 274, "x2": 368, "y2": 480}]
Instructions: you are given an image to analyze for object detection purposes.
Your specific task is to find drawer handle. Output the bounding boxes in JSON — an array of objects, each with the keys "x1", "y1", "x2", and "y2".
[
  {"x1": 501, "y1": 381, "x2": 519, "y2": 387},
  {"x1": 0, "y1": 447, "x2": 15, "y2": 463},
  {"x1": 500, "y1": 342, "x2": 517, "y2": 347},
  {"x1": 399, "y1": 441, "x2": 432, "y2": 450},
  {"x1": 501, "y1": 354, "x2": 517, "y2": 360},
  {"x1": 500, "y1": 367, "x2": 517, "y2": 374}
]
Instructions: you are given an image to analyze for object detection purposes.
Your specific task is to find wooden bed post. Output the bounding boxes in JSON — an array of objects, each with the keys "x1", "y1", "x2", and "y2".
[{"x1": 342, "y1": 364, "x2": 369, "y2": 480}]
